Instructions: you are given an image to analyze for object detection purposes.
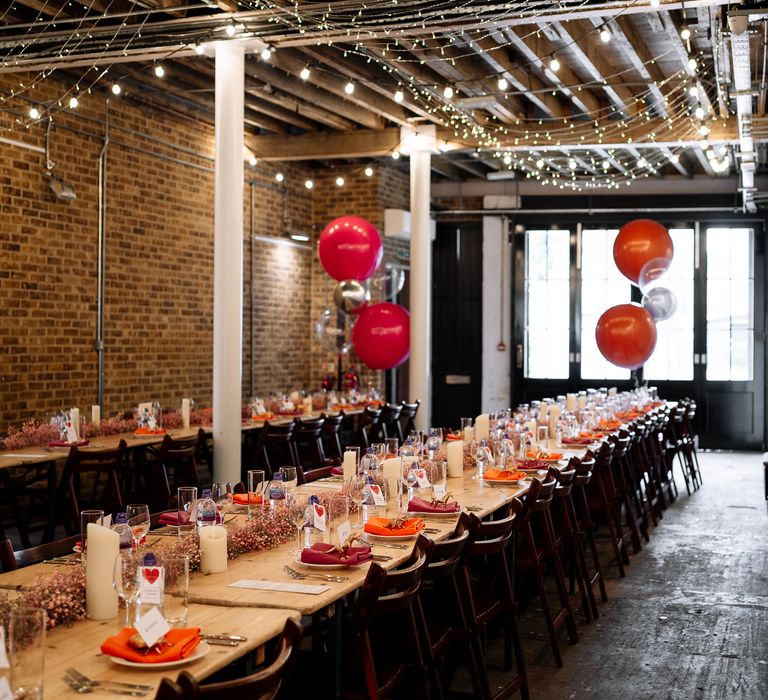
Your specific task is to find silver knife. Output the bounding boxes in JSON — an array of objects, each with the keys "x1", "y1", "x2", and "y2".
[{"x1": 201, "y1": 633, "x2": 247, "y2": 642}]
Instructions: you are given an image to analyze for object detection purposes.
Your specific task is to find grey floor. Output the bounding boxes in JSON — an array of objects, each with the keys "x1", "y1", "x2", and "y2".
[{"x1": 481, "y1": 451, "x2": 768, "y2": 700}]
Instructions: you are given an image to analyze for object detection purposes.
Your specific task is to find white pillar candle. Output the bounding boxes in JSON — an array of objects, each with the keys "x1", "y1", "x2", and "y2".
[
  {"x1": 475, "y1": 414, "x2": 490, "y2": 441},
  {"x1": 91, "y1": 405, "x2": 101, "y2": 427},
  {"x1": 302, "y1": 396, "x2": 313, "y2": 415},
  {"x1": 548, "y1": 405, "x2": 562, "y2": 438},
  {"x1": 71, "y1": 407, "x2": 80, "y2": 440},
  {"x1": 447, "y1": 440, "x2": 464, "y2": 478},
  {"x1": 85, "y1": 523, "x2": 119, "y2": 620},
  {"x1": 181, "y1": 398, "x2": 191, "y2": 430},
  {"x1": 381, "y1": 457, "x2": 400, "y2": 480},
  {"x1": 199, "y1": 525, "x2": 228, "y2": 573},
  {"x1": 566, "y1": 394, "x2": 577, "y2": 411},
  {"x1": 463, "y1": 426, "x2": 475, "y2": 444},
  {"x1": 608, "y1": 386, "x2": 618, "y2": 397},
  {"x1": 342, "y1": 451, "x2": 357, "y2": 481},
  {"x1": 539, "y1": 402, "x2": 549, "y2": 421}
]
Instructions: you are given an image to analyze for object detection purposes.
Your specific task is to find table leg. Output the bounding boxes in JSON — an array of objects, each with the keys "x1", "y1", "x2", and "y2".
[
  {"x1": 42, "y1": 461, "x2": 57, "y2": 543},
  {"x1": 332, "y1": 600, "x2": 343, "y2": 699}
]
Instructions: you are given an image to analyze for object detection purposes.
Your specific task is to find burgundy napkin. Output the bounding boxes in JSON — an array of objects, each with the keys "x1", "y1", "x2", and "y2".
[
  {"x1": 407, "y1": 497, "x2": 460, "y2": 514},
  {"x1": 330, "y1": 466, "x2": 344, "y2": 476},
  {"x1": 49, "y1": 440, "x2": 89, "y2": 447},
  {"x1": 300, "y1": 542, "x2": 372, "y2": 565},
  {"x1": 157, "y1": 511, "x2": 223, "y2": 526}
]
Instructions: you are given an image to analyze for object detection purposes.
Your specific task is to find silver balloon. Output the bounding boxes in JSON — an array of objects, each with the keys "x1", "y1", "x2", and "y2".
[
  {"x1": 333, "y1": 280, "x2": 370, "y2": 315},
  {"x1": 642, "y1": 286, "x2": 677, "y2": 322},
  {"x1": 370, "y1": 266, "x2": 405, "y2": 300},
  {"x1": 315, "y1": 308, "x2": 353, "y2": 353}
]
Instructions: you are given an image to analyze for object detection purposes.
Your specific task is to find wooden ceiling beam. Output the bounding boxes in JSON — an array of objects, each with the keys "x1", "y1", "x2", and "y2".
[
  {"x1": 660, "y1": 146, "x2": 691, "y2": 177},
  {"x1": 502, "y1": 27, "x2": 602, "y2": 116},
  {"x1": 244, "y1": 56, "x2": 384, "y2": 130},
  {"x1": 550, "y1": 21, "x2": 640, "y2": 117},
  {"x1": 13, "y1": 0, "x2": 72, "y2": 17}
]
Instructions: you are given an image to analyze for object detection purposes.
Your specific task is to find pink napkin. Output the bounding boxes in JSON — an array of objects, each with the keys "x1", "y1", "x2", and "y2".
[
  {"x1": 49, "y1": 440, "x2": 89, "y2": 447},
  {"x1": 300, "y1": 543, "x2": 372, "y2": 565},
  {"x1": 407, "y1": 497, "x2": 460, "y2": 514},
  {"x1": 157, "y1": 511, "x2": 222, "y2": 526}
]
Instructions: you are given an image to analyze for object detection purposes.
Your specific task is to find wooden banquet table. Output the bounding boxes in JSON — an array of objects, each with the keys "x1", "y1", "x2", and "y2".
[{"x1": 0, "y1": 440, "x2": 594, "y2": 698}]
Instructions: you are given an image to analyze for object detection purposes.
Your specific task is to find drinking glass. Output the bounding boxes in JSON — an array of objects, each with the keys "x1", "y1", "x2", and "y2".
[
  {"x1": 158, "y1": 553, "x2": 189, "y2": 628},
  {"x1": 460, "y1": 417, "x2": 473, "y2": 430},
  {"x1": 9, "y1": 607, "x2": 46, "y2": 700},
  {"x1": 80, "y1": 509, "x2": 104, "y2": 564},
  {"x1": 384, "y1": 437, "x2": 399, "y2": 458},
  {"x1": 383, "y1": 476, "x2": 402, "y2": 518},
  {"x1": 126, "y1": 504, "x2": 150, "y2": 550},
  {"x1": 280, "y1": 467, "x2": 298, "y2": 494},
  {"x1": 287, "y1": 492, "x2": 310, "y2": 553},
  {"x1": 211, "y1": 482, "x2": 234, "y2": 522},
  {"x1": 370, "y1": 443, "x2": 386, "y2": 467},
  {"x1": 537, "y1": 425, "x2": 549, "y2": 452},
  {"x1": 177, "y1": 487, "x2": 197, "y2": 534},
  {"x1": 427, "y1": 461, "x2": 447, "y2": 495},
  {"x1": 112, "y1": 552, "x2": 139, "y2": 626},
  {"x1": 247, "y1": 470, "x2": 266, "y2": 519},
  {"x1": 348, "y1": 474, "x2": 367, "y2": 527}
]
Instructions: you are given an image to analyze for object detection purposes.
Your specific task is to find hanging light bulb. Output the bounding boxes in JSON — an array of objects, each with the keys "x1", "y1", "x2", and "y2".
[
  {"x1": 111, "y1": 83, "x2": 121, "y2": 95},
  {"x1": 650, "y1": 0, "x2": 660, "y2": 6},
  {"x1": 225, "y1": 23, "x2": 236, "y2": 37},
  {"x1": 443, "y1": 85, "x2": 454, "y2": 99},
  {"x1": 699, "y1": 124, "x2": 710, "y2": 136},
  {"x1": 364, "y1": 166, "x2": 374, "y2": 177},
  {"x1": 300, "y1": 66, "x2": 311, "y2": 81},
  {"x1": 688, "y1": 85, "x2": 698, "y2": 96},
  {"x1": 568, "y1": 158, "x2": 577, "y2": 169},
  {"x1": 600, "y1": 28, "x2": 611, "y2": 43},
  {"x1": 195, "y1": 43, "x2": 205, "y2": 55},
  {"x1": 497, "y1": 77, "x2": 508, "y2": 91},
  {"x1": 391, "y1": 150, "x2": 401, "y2": 160},
  {"x1": 637, "y1": 157, "x2": 647, "y2": 168},
  {"x1": 28, "y1": 106, "x2": 39, "y2": 119},
  {"x1": 335, "y1": 176, "x2": 345, "y2": 187},
  {"x1": 680, "y1": 27, "x2": 691, "y2": 41},
  {"x1": 154, "y1": 64, "x2": 165, "y2": 78},
  {"x1": 503, "y1": 154, "x2": 512, "y2": 165},
  {"x1": 344, "y1": 81, "x2": 355, "y2": 95},
  {"x1": 535, "y1": 158, "x2": 545, "y2": 168},
  {"x1": 248, "y1": 155, "x2": 257, "y2": 166},
  {"x1": 260, "y1": 48, "x2": 272, "y2": 61},
  {"x1": 68, "y1": 96, "x2": 78, "y2": 109},
  {"x1": 694, "y1": 106, "x2": 705, "y2": 119},
  {"x1": 394, "y1": 89, "x2": 404, "y2": 103},
  {"x1": 304, "y1": 179, "x2": 314, "y2": 189},
  {"x1": 601, "y1": 159, "x2": 610, "y2": 170},
  {"x1": 549, "y1": 57, "x2": 560, "y2": 72},
  {"x1": 275, "y1": 172, "x2": 285, "y2": 183},
  {"x1": 688, "y1": 57, "x2": 697, "y2": 72},
  {"x1": 670, "y1": 153, "x2": 680, "y2": 163}
]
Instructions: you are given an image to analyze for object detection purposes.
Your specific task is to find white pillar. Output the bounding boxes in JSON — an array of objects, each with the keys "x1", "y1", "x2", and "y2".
[
  {"x1": 408, "y1": 135, "x2": 432, "y2": 431},
  {"x1": 212, "y1": 41, "x2": 244, "y2": 484}
]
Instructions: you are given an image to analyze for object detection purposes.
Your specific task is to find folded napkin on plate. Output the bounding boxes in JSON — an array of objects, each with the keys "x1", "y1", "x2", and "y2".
[
  {"x1": 330, "y1": 466, "x2": 344, "y2": 476},
  {"x1": 300, "y1": 542, "x2": 372, "y2": 565},
  {"x1": 483, "y1": 469, "x2": 525, "y2": 481},
  {"x1": 445, "y1": 433, "x2": 463, "y2": 441},
  {"x1": 100, "y1": 627, "x2": 201, "y2": 664},
  {"x1": 526, "y1": 451, "x2": 562, "y2": 460},
  {"x1": 407, "y1": 497, "x2": 460, "y2": 514},
  {"x1": 49, "y1": 440, "x2": 89, "y2": 448},
  {"x1": 364, "y1": 516, "x2": 424, "y2": 537},
  {"x1": 233, "y1": 493, "x2": 263, "y2": 505},
  {"x1": 157, "y1": 511, "x2": 221, "y2": 525}
]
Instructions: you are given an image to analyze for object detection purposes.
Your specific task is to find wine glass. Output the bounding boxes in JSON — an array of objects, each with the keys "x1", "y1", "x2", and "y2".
[
  {"x1": 287, "y1": 492, "x2": 310, "y2": 553},
  {"x1": 126, "y1": 504, "x2": 150, "y2": 551},
  {"x1": 211, "y1": 482, "x2": 234, "y2": 523},
  {"x1": 348, "y1": 474, "x2": 367, "y2": 527},
  {"x1": 112, "y1": 552, "x2": 139, "y2": 626}
]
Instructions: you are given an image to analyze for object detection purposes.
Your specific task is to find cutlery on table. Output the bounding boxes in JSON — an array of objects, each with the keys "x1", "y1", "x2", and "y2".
[
  {"x1": 200, "y1": 633, "x2": 247, "y2": 642},
  {"x1": 43, "y1": 557, "x2": 79, "y2": 565},
  {"x1": 371, "y1": 555, "x2": 392, "y2": 562},
  {"x1": 283, "y1": 565, "x2": 347, "y2": 583},
  {"x1": 63, "y1": 675, "x2": 148, "y2": 696},
  {"x1": 423, "y1": 528, "x2": 441, "y2": 534},
  {"x1": 66, "y1": 669, "x2": 153, "y2": 692},
  {"x1": 360, "y1": 539, "x2": 407, "y2": 550}
]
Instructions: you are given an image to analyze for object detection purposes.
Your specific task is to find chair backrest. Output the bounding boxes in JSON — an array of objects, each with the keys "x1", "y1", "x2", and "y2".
[
  {"x1": 0, "y1": 534, "x2": 82, "y2": 573},
  {"x1": 175, "y1": 618, "x2": 303, "y2": 700},
  {"x1": 423, "y1": 511, "x2": 476, "y2": 582},
  {"x1": 318, "y1": 411, "x2": 345, "y2": 462},
  {"x1": 468, "y1": 499, "x2": 521, "y2": 555},
  {"x1": 253, "y1": 421, "x2": 297, "y2": 477},
  {"x1": 156, "y1": 433, "x2": 201, "y2": 494},
  {"x1": 378, "y1": 404, "x2": 402, "y2": 440},
  {"x1": 399, "y1": 400, "x2": 421, "y2": 441},
  {"x1": 60, "y1": 440, "x2": 127, "y2": 525},
  {"x1": 550, "y1": 465, "x2": 576, "y2": 498},
  {"x1": 291, "y1": 417, "x2": 326, "y2": 477},
  {"x1": 154, "y1": 678, "x2": 185, "y2": 700}
]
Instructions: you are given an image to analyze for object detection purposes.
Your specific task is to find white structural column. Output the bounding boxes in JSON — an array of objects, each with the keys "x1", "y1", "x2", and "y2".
[
  {"x1": 212, "y1": 41, "x2": 245, "y2": 483},
  {"x1": 405, "y1": 125, "x2": 434, "y2": 431}
]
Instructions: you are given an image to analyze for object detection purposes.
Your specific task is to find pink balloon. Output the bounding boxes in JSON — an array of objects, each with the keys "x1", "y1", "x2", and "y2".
[
  {"x1": 351, "y1": 303, "x2": 410, "y2": 370},
  {"x1": 318, "y1": 215, "x2": 383, "y2": 281}
]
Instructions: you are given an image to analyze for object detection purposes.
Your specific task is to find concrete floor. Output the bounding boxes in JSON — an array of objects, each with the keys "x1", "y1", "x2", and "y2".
[{"x1": 488, "y1": 451, "x2": 768, "y2": 700}]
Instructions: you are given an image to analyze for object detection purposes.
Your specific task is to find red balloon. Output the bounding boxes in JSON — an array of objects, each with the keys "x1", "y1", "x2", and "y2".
[
  {"x1": 351, "y1": 303, "x2": 410, "y2": 370},
  {"x1": 318, "y1": 215, "x2": 383, "y2": 281},
  {"x1": 595, "y1": 303, "x2": 657, "y2": 370},
  {"x1": 613, "y1": 219, "x2": 674, "y2": 284}
]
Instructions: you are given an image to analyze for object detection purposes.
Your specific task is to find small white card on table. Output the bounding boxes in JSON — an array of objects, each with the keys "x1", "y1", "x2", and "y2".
[
  {"x1": 228, "y1": 579, "x2": 329, "y2": 595},
  {"x1": 134, "y1": 606, "x2": 171, "y2": 648}
]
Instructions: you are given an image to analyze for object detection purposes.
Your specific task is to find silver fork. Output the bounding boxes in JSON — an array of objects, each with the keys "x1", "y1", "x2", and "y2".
[
  {"x1": 360, "y1": 539, "x2": 407, "y2": 550},
  {"x1": 62, "y1": 675, "x2": 148, "y2": 696},
  {"x1": 66, "y1": 668, "x2": 152, "y2": 692},
  {"x1": 283, "y1": 565, "x2": 347, "y2": 583}
]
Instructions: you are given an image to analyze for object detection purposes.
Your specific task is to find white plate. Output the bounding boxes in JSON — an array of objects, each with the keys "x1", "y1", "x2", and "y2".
[
  {"x1": 293, "y1": 553, "x2": 364, "y2": 570},
  {"x1": 364, "y1": 532, "x2": 419, "y2": 541},
  {"x1": 107, "y1": 641, "x2": 209, "y2": 670},
  {"x1": 483, "y1": 478, "x2": 525, "y2": 486},
  {"x1": 406, "y1": 509, "x2": 460, "y2": 518}
]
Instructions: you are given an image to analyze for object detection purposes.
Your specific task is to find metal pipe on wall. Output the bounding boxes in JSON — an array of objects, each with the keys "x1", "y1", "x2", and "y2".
[{"x1": 95, "y1": 103, "x2": 110, "y2": 409}]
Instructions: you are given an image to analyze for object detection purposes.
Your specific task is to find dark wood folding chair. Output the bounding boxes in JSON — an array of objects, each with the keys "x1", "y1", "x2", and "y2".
[
  {"x1": 352, "y1": 407, "x2": 381, "y2": 450},
  {"x1": 250, "y1": 421, "x2": 298, "y2": 479},
  {"x1": 291, "y1": 417, "x2": 327, "y2": 484},
  {"x1": 174, "y1": 618, "x2": 303, "y2": 699},
  {"x1": 342, "y1": 535, "x2": 434, "y2": 700},
  {"x1": 154, "y1": 678, "x2": 185, "y2": 700},
  {"x1": 147, "y1": 432, "x2": 203, "y2": 509},
  {"x1": 0, "y1": 534, "x2": 81, "y2": 573},
  {"x1": 58, "y1": 440, "x2": 127, "y2": 535},
  {"x1": 378, "y1": 404, "x2": 403, "y2": 442},
  {"x1": 399, "y1": 400, "x2": 421, "y2": 444},
  {"x1": 463, "y1": 503, "x2": 528, "y2": 699},
  {"x1": 319, "y1": 411, "x2": 345, "y2": 465},
  {"x1": 609, "y1": 431, "x2": 645, "y2": 553}
]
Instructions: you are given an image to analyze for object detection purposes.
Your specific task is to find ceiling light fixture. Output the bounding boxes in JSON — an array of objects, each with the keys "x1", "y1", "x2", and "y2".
[
  {"x1": 154, "y1": 64, "x2": 165, "y2": 78},
  {"x1": 275, "y1": 172, "x2": 284, "y2": 183},
  {"x1": 195, "y1": 43, "x2": 205, "y2": 55},
  {"x1": 694, "y1": 106, "x2": 705, "y2": 119},
  {"x1": 600, "y1": 28, "x2": 611, "y2": 43},
  {"x1": 289, "y1": 233, "x2": 310, "y2": 242},
  {"x1": 28, "y1": 106, "x2": 39, "y2": 119},
  {"x1": 364, "y1": 166, "x2": 373, "y2": 177},
  {"x1": 300, "y1": 66, "x2": 311, "y2": 81},
  {"x1": 260, "y1": 48, "x2": 272, "y2": 61},
  {"x1": 225, "y1": 23, "x2": 236, "y2": 37},
  {"x1": 680, "y1": 27, "x2": 691, "y2": 41},
  {"x1": 394, "y1": 89, "x2": 404, "y2": 103},
  {"x1": 443, "y1": 85, "x2": 454, "y2": 99},
  {"x1": 344, "y1": 81, "x2": 355, "y2": 95},
  {"x1": 68, "y1": 96, "x2": 78, "y2": 109},
  {"x1": 304, "y1": 179, "x2": 314, "y2": 189},
  {"x1": 497, "y1": 77, "x2": 508, "y2": 91},
  {"x1": 549, "y1": 57, "x2": 560, "y2": 72},
  {"x1": 335, "y1": 176, "x2": 345, "y2": 187},
  {"x1": 391, "y1": 150, "x2": 401, "y2": 160},
  {"x1": 111, "y1": 83, "x2": 121, "y2": 95}
]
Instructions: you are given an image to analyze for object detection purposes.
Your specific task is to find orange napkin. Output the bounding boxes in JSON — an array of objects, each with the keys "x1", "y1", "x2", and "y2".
[
  {"x1": 364, "y1": 516, "x2": 425, "y2": 537},
  {"x1": 100, "y1": 627, "x2": 201, "y2": 664},
  {"x1": 233, "y1": 493, "x2": 263, "y2": 505},
  {"x1": 483, "y1": 469, "x2": 526, "y2": 481},
  {"x1": 445, "y1": 433, "x2": 463, "y2": 441},
  {"x1": 526, "y1": 451, "x2": 562, "y2": 460}
]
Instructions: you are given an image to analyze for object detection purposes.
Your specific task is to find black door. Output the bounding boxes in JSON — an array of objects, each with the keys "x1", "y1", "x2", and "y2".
[{"x1": 431, "y1": 222, "x2": 482, "y2": 428}]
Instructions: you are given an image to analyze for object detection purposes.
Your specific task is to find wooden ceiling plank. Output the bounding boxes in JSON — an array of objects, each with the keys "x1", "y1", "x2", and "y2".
[
  {"x1": 502, "y1": 27, "x2": 602, "y2": 116},
  {"x1": 551, "y1": 20, "x2": 640, "y2": 117},
  {"x1": 249, "y1": 128, "x2": 401, "y2": 160}
]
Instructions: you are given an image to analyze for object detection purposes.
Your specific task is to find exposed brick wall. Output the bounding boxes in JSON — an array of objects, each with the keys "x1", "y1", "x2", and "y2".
[{"x1": 0, "y1": 75, "x2": 411, "y2": 428}]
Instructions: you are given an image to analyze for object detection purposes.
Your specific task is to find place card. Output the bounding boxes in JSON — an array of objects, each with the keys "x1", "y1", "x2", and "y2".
[
  {"x1": 312, "y1": 502, "x2": 327, "y2": 532},
  {"x1": 134, "y1": 606, "x2": 171, "y2": 648},
  {"x1": 228, "y1": 579, "x2": 329, "y2": 595},
  {"x1": 432, "y1": 484, "x2": 446, "y2": 499},
  {"x1": 336, "y1": 520, "x2": 351, "y2": 547},
  {"x1": 409, "y1": 468, "x2": 430, "y2": 489},
  {"x1": 369, "y1": 485, "x2": 386, "y2": 506},
  {"x1": 138, "y1": 564, "x2": 164, "y2": 605}
]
